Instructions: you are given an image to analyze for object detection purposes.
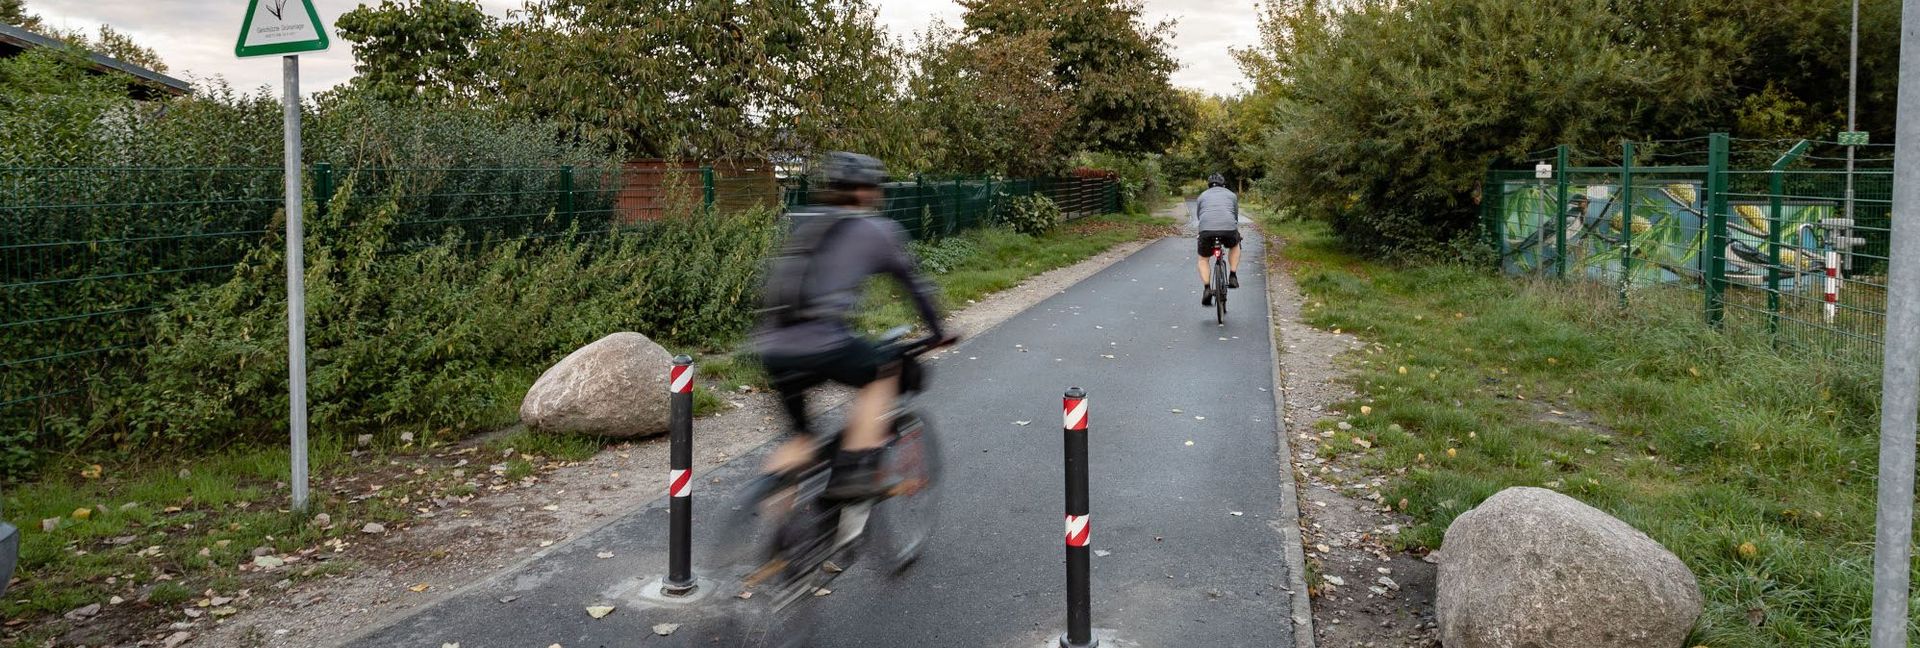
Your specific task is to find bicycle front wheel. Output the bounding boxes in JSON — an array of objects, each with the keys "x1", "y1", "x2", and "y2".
[{"x1": 872, "y1": 411, "x2": 942, "y2": 573}]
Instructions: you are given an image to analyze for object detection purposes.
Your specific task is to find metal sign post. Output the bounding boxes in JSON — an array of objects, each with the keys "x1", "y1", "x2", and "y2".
[
  {"x1": 237, "y1": 0, "x2": 330, "y2": 513},
  {"x1": 1870, "y1": 1, "x2": 1920, "y2": 644}
]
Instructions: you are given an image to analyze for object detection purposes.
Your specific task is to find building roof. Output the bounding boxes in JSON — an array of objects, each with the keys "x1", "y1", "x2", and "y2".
[{"x1": 0, "y1": 23, "x2": 192, "y2": 99}]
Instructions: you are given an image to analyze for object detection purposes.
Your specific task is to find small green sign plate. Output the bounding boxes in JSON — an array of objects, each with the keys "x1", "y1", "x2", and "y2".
[
  {"x1": 235, "y1": 0, "x2": 330, "y2": 58},
  {"x1": 1838, "y1": 131, "x2": 1870, "y2": 146}
]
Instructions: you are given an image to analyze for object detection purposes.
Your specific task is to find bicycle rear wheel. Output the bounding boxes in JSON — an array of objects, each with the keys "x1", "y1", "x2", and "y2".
[
  {"x1": 1214, "y1": 258, "x2": 1228, "y2": 324},
  {"x1": 872, "y1": 411, "x2": 942, "y2": 572}
]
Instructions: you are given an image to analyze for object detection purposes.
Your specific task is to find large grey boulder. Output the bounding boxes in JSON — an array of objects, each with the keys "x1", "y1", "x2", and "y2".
[
  {"x1": 521, "y1": 332, "x2": 674, "y2": 438},
  {"x1": 1436, "y1": 487, "x2": 1702, "y2": 648}
]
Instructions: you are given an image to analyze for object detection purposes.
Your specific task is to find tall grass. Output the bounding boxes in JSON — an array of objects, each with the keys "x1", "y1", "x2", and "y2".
[{"x1": 1269, "y1": 216, "x2": 1908, "y2": 646}]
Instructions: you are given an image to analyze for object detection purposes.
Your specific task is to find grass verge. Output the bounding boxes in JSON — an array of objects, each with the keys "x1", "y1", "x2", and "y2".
[
  {"x1": 0, "y1": 210, "x2": 1173, "y2": 645},
  {"x1": 1264, "y1": 215, "x2": 1907, "y2": 647}
]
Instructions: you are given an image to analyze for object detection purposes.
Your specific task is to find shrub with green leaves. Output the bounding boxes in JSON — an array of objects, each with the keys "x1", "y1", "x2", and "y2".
[{"x1": 993, "y1": 194, "x2": 1061, "y2": 237}]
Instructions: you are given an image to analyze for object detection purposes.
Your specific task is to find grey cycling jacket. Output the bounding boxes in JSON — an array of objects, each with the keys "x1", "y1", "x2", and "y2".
[
  {"x1": 753, "y1": 207, "x2": 944, "y2": 357},
  {"x1": 1191, "y1": 186, "x2": 1241, "y2": 232}
]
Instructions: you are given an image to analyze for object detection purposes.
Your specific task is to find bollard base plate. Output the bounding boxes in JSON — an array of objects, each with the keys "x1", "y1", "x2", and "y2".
[
  {"x1": 1047, "y1": 629, "x2": 1130, "y2": 648},
  {"x1": 633, "y1": 576, "x2": 718, "y2": 606}
]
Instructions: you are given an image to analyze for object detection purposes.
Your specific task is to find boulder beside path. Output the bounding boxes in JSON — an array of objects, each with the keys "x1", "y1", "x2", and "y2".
[
  {"x1": 521, "y1": 332, "x2": 674, "y2": 438},
  {"x1": 1436, "y1": 486, "x2": 1702, "y2": 648}
]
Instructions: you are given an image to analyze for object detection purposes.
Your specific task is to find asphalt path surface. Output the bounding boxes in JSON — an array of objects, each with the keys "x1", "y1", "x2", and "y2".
[{"x1": 344, "y1": 233, "x2": 1296, "y2": 648}]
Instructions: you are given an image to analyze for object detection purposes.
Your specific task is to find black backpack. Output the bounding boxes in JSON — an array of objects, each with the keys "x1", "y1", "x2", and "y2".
[{"x1": 761, "y1": 208, "x2": 856, "y2": 326}]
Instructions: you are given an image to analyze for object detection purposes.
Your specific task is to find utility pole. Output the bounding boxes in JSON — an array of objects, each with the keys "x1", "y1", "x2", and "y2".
[
  {"x1": 1869, "y1": 1, "x2": 1920, "y2": 645},
  {"x1": 1846, "y1": 0, "x2": 1862, "y2": 270}
]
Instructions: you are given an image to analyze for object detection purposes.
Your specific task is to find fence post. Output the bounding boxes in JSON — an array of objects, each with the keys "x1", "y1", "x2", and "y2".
[
  {"x1": 1060, "y1": 387, "x2": 1095, "y2": 648},
  {"x1": 1767, "y1": 140, "x2": 1810, "y2": 341},
  {"x1": 663, "y1": 355, "x2": 697, "y2": 596},
  {"x1": 701, "y1": 166, "x2": 716, "y2": 213},
  {"x1": 1555, "y1": 145, "x2": 1569, "y2": 279},
  {"x1": 1705, "y1": 132, "x2": 1731, "y2": 327},
  {"x1": 313, "y1": 162, "x2": 333, "y2": 218},
  {"x1": 1490, "y1": 175, "x2": 1508, "y2": 268},
  {"x1": 1620, "y1": 141, "x2": 1635, "y2": 308},
  {"x1": 560, "y1": 165, "x2": 575, "y2": 222}
]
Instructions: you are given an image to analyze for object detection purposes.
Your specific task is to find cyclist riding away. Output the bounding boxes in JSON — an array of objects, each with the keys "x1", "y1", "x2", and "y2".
[
  {"x1": 1193, "y1": 173, "x2": 1242, "y2": 307},
  {"x1": 754, "y1": 152, "x2": 956, "y2": 502}
]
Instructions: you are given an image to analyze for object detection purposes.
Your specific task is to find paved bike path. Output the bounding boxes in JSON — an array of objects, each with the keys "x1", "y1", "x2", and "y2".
[{"x1": 345, "y1": 234, "x2": 1296, "y2": 647}]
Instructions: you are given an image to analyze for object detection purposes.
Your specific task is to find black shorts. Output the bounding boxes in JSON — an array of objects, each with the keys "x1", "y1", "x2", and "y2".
[
  {"x1": 1198, "y1": 230, "x2": 1241, "y2": 257},
  {"x1": 761, "y1": 338, "x2": 893, "y2": 394}
]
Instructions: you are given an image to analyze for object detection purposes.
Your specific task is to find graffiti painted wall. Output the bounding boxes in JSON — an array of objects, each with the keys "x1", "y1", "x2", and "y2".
[{"x1": 1498, "y1": 181, "x2": 1835, "y2": 290}]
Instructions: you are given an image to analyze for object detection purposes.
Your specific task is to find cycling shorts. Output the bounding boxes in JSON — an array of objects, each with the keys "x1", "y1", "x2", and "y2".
[
  {"x1": 762, "y1": 337, "x2": 893, "y2": 395},
  {"x1": 1197, "y1": 230, "x2": 1241, "y2": 257}
]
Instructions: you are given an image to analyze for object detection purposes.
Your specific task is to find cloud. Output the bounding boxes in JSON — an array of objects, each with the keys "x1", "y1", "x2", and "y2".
[{"x1": 26, "y1": 0, "x2": 1255, "y2": 96}]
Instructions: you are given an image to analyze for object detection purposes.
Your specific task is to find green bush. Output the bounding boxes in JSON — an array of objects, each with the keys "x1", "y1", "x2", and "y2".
[
  {"x1": 993, "y1": 194, "x2": 1061, "y2": 237},
  {"x1": 909, "y1": 236, "x2": 981, "y2": 274},
  {"x1": 105, "y1": 182, "x2": 779, "y2": 455}
]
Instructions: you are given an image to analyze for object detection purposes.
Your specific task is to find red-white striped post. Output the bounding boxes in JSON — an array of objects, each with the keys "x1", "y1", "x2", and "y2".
[
  {"x1": 663, "y1": 355, "x2": 697, "y2": 596},
  {"x1": 1061, "y1": 387, "x2": 1097, "y2": 648},
  {"x1": 1825, "y1": 251, "x2": 1842, "y2": 323}
]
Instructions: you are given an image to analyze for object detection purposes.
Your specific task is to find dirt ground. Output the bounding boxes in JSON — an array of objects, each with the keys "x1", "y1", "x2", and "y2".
[
  {"x1": 1265, "y1": 229, "x2": 1442, "y2": 648},
  {"x1": 164, "y1": 230, "x2": 1165, "y2": 648}
]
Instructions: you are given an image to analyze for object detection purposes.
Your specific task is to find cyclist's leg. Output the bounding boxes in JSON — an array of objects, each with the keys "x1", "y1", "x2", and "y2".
[
  {"x1": 762, "y1": 356, "x2": 825, "y2": 474},
  {"x1": 1228, "y1": 233, "x2": 1244, "y2": 272},
  {"x1": 811, "y1": 339, "x2": 901, "y2": 499}
]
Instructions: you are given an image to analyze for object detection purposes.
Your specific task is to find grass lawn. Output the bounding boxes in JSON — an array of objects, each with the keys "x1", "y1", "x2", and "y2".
[
  {"x1": 1265, "y1": 215, "x2": 1908, "y2": 647},
  {"x1": 0, "y1": 208, "x2": 1171, "y2": 645}
]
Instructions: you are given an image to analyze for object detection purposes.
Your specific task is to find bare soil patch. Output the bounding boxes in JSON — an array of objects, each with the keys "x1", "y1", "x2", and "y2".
[{"x1": 1266, "y1": 230, "x2": 1441, "y2": 648}]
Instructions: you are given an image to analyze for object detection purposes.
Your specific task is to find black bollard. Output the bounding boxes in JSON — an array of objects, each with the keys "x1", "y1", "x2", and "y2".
[
  {"x1": 1061, "y1": 387, "x2": 1097, "y2": 648},
  {"x1": 663, "y1": 355, "x2": 697, "y2": 596}
]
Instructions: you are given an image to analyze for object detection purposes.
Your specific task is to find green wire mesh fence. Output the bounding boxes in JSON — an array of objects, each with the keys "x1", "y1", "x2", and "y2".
[
  {"x1": 0, "y1": 164, "x2": 1119, "y2": 437},
  {"x1": 1483, "y1": 133, "x2": 1895, "y2": 362}
]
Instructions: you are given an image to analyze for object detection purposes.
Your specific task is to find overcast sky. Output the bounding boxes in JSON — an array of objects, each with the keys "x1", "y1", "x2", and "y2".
[{"x1": 26, "y1": 0, "x2": 1260, "y2": 97}]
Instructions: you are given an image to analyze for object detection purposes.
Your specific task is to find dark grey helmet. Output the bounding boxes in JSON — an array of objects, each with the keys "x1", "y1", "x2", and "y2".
[
  {"x1": 1208, "y1": 173, "x2": 1227, "y2": 187},
  {"x1": 822, "y1": 151, "x2": 888, "y2": 189}
]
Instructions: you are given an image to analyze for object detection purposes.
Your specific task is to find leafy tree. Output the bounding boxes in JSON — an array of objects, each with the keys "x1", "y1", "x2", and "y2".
[
  {"x1": 86, "y1": 25, "x2": 167, "y2": 73},
  {"x1": 493, "y1": 0, "x2": 908, "y2": 161},
  {"x1": 1239, "y1": 0, "x2": 1899, "y2": 257},
  {"x1": 957, "y1": 0, "x2": 1190, "y2": 155},
  {"x1": 336, "y1": 0, "x2": 500, "y2": 104},
  {"x1": 1, "y1": 0, "x2": 42, "y2": 31},
  {"x1": 906, "y1": 26, "x2": 1072, "y2": 176},
  {"x1": 1164, "y1": 91, "x2": 1258, "y2": 190}
]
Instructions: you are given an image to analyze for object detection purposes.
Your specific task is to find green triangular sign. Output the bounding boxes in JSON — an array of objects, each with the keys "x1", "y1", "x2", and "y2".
[{"x1": 235, "y1": 0, "x2": 330, "y2": 58}]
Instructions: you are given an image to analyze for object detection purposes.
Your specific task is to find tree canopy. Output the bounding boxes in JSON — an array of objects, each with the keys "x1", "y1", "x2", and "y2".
[
  {"x1": 958, "y1": 0, "x2": 1191, "y2": 156},
  {"x1": 1236, "y1": 0, "x2": 1898, "y2": 257},
  {"x1": 335, "y1": 0, "x2": 500, "y2": 104},
  {"x1": 906, "y1": 26, "x2": 1073, "y2": 176}
]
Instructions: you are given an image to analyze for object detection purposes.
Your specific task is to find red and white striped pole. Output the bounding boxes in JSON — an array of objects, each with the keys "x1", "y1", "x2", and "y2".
[
  {"x1": 663, "y1": 355, "x2": 697, "y2": 596},
  {"x1": 1825, "y1": 250, "x2": 1842, "y2": 323},
  {"x1": 1061, "y1": 387, "x2": 1097, "y2": 648}
]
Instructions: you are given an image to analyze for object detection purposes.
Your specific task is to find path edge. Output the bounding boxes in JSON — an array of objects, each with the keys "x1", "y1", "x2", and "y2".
[{"x1": 1260, "y1": 223, "x2": 1318, "y2": 648}]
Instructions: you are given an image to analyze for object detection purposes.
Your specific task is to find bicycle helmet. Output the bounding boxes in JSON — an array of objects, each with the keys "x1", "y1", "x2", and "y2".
[
  {"x1": 1207, "y1": 173, "x2": 1227, "y2": 187},
  {"x1": 822, "y1": 151, "x2": 888, "y2": 189}
]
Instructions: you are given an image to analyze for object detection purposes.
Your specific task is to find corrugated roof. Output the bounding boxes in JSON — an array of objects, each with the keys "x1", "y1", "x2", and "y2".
[{"x1": 0, "y1": 23, "x2": 192, "y2": 98}]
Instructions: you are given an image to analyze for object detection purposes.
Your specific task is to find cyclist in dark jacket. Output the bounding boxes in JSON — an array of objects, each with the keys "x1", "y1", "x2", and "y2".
[
  {"x1": 754, "y1": 152, "x2": 954, "y2": 499},
  {"x1": 1192, "y1": 173, "x2": 1242, "y2": 306}
]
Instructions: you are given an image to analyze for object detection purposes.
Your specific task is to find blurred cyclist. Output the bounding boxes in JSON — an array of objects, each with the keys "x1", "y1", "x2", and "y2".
[{"x1": 754, "y1": 152, "x2": 956, "y2": 500}]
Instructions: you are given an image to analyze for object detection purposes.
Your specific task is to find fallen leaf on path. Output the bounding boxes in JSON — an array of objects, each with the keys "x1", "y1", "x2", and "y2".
[
  {"x1": 1014, "y1": 421, "x2": 1031, "y2": 427},
  {"x1": 736, "y1": 591, "x2": 753, "y2": 599},
  {"x1": 595, "y1": 551, "x2": 613, "y2": 559},
  {"x1": 1352, "y1": 437, "x2": 1372, "y2": 449},
  {"x1": 497, "y1": 595, "x2": 519, "y2": 604},
  {"x1": 585, "y1": 606, "x2": 614, "y2": 619},
  {"x1": 1359, "y1": 406, "x2": 1372, "y2": 416},
  {"x1": 81, "y1": 464, "x2": 102, "y2": 479},
  {"x1": 71, "y1": 508, "x2": 91, "y2": 521},
  {"x1": 1229, "y1": 511, "x2": 1244, "y2": 517},
  {"x1": 361, "y1": 523, "x2": 386, "y2": 534},
  {"x1": 1314, "y1": 544, "x2": 1331, "y2": 553},
  {"x1": 409, "y1": 583, "x2": 431, "y2": 593},
  {"x1": 653, "y1": 623, "x2": 680, "y2": 636},
  {"x1": 1184, "y1": 441, "x2": 1194, "y2": 446},
  {"x1": 40, "y1": 518, "x2": 58, "y2": 532},
  {"x1": 541, "y1": 505, "x2": 560, "y2": 512},
  {"x1": 813, "y1": 588, "x2": 832, "y2": 597},
  {"x1": 252, "y1": 556, "x2": 285, "y2": 569},
  {"x1": 1195, "y1": 416, "x2": 1205, "y2": 421},
  {"x1": 1094, "y1": 550, "x2": 1111, "y2": 557},
  {"x1": 1323, "y1": 575, "x2": 1345, "y2": 587}
]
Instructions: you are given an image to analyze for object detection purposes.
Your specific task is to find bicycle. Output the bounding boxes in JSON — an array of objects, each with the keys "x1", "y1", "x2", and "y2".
[
  {"x1": 1211, "y1": 242, "x2": 1229, "y2": 324},
  {"x1": 720, "y1": 327, "x2": 945, "y2": 647}
]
